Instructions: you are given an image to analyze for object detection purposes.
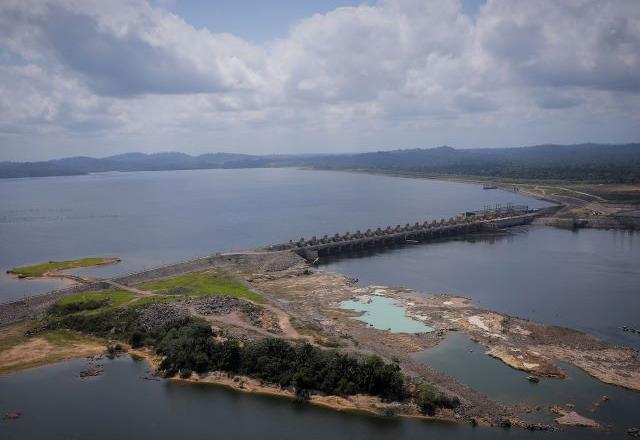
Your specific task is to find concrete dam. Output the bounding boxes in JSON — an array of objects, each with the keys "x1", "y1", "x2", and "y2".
[{"x1": 269, "y1": 204, "x2": 554, "y2": 260}]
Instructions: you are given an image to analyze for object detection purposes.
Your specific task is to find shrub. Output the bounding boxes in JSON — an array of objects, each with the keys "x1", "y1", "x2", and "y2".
[
  {"x1": 48, "y1": 299, "x2": 109, "y2": 316},
  {"x1": 166, "y1": 287, "x2": 192, "y2": 296},
  {"x1": 415, "y1": 383, "x2": 460, "y2": 416}
]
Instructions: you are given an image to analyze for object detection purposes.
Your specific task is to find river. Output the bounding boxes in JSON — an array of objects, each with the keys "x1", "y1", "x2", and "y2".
[{"x1": 1, "y1": 168, "x2": 638, "y2": 438}]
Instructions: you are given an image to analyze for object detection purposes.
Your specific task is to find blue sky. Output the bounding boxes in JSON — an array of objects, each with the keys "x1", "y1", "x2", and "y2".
[
  {"x1": 165, "y1": 0, "x2": 486, "y2": 40},
  {"x1": 163, "y1": 0, "x2": 371, "y2": 42},
  {"x1": 0, "y1": 0, "x2": 638, "y2": 160}
]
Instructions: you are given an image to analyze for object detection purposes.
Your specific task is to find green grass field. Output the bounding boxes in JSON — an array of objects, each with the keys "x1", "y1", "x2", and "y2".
[
  {"x1": 9, "y1": 257, "x2": 119, "y2": 277},
  {"x1": 56, "y1": 290, "x2": 135, "y2": 307},
  {"x1": 137, "y1": 271, "x2": 263, "y2": 303}
]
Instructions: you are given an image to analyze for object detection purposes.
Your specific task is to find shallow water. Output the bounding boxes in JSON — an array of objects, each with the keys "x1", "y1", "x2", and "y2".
[
  {"x1": 416, "y1": 332, "x2": 640, "y2": 433},
  {"x1": 0, "y1": 168, "x2": 548, "y2": 301},
  {"x1": 340, "y1": 295, "x2": 433, "y2": 333},
  {"x1": 322, "y1": 226, "x2": 640, "y2": 349},
  {"x1": 0, "y1": 357, "x2": 610, "y2": 440}
]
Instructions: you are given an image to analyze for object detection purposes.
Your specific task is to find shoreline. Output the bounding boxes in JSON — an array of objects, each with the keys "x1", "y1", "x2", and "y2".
[
  {"x1": 315, "y1": 168, "x2": 640, "y2": 230},
  {"x1": 128, "y1": 348, "x2": 473, "y2": 425},
  {"x1": 6, "y1": 257, "x2": 121, "y2": 283}
]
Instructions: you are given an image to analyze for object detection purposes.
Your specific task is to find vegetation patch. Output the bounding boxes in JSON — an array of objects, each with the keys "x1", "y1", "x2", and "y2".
[
  {"x1": 155, "y1": 322, "x2": 406, "y2": 401},
  {"x1": 0, "y1": 321, "x2": 36, "y2": 353},
  {"x1": 57, "y1": 290, "x2": 135, "y2": 308},
  {"x1": 36, "y1": 305, "x2": 458, "y2": 412},
  {"x1": 415, "y1": 382, "x2": 460, "y2": 416},
  {"x1": 128, "y1": 295, "x2": 187, "y2": 307},
  {"x1": 8, "y1": 257, "x2": 119, "y2": 278},
  {"x1": 137, "y1": 271, "x2": 263, "y2": 303},
  {"x1": 0, "y1": 323, "x2": 106, "y2": 375}
]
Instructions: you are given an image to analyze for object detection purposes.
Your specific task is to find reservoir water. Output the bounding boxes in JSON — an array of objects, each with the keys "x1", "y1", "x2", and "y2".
[
  {"x1": 0, "y1": 357, "x2": 611, "y2": 440},
  {"x1": 0, "y1": 168, "x2": 548, "y2": 301},
  {"x1": 416, "y1": 332, "x2": 640, "y2": 433},
  {"x1": 1, "y1": 169, "x2": 638, "y2": 438},
  {"x1": 322, "y1": 226, "x2": 640, "y2": 349}
]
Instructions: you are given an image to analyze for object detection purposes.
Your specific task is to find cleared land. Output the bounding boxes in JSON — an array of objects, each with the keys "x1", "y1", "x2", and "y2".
[{"x1": 0, "y1": 321, "x2": 105, "y2": 374}]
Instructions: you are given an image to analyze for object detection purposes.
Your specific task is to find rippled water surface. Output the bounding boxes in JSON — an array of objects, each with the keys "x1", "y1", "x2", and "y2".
[
  {"x1": 0, "y1": 357, "x2": 611, "y2": 440},
  {"x1": 0, "y1": 168, "x2": 547, "y2": 301}
]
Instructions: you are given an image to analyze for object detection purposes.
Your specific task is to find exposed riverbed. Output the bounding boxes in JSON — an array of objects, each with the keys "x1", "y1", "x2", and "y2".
[{"x1": 322, "y1": 226, "x2": 640, "y2": 349}]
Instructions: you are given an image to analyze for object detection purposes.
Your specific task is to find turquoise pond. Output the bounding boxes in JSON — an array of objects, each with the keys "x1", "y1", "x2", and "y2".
[{"x1": 339, "y1": 295, "x2": 433, "y2": 333}]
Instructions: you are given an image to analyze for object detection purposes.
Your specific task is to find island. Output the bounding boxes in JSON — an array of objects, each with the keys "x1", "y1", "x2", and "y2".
[{"x1": 7, "y1": 257, "x2": 121, "y2": 282}]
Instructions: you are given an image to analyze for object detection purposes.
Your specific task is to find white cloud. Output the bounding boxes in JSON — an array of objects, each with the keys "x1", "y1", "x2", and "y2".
[{"x1": 0, "y1": 0, "x2": 638, "y2": 160}]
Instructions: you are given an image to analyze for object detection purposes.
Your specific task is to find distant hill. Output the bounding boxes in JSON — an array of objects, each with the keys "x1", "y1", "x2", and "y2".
[
  {"x1": 1, "y1": 143, "x2": 639, "y2": 183},
  {"x1": 298, "y1": 144, "x2": 640, "y2": 183},
  {"x1": 0, "y1": 152, "x2": 269, "y2": 178}
]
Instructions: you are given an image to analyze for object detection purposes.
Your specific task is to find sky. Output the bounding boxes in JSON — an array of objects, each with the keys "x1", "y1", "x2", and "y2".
[{"x1": 0, "y1": 0, "x2": 639, "y2": 161}]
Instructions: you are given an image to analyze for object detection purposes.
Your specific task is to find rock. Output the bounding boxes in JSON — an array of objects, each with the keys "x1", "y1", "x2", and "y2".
[
  {"x1": 4, "y1": 411, "x2": 22, "y2": 420},
  {"x1": 601, "y1": 395, "x2": 609, "y2": 401},
  {"x1": 527, "y1": 375, "x2": 540, "y2": 383},
  {"x1": 79, "y1": 364, "x2": 104, "y2": 378},
  {"x1": 549, "y1": 404, "x2": 566, "y2": 415},
  {"x1": 555, "y1": 411, "x2": 600, "y2": 428},
  {"x1": 627, "y1": 427, "x2": 640, "y2": 437},
  {"x1": 137, "y1": 303, "x2": 190, "y2": 331},
  {"x1": 525, "y1": 423, "x2": 555, "y2": 431},
  {"x1": 498, "y1": 418, "x2": 512, "y2": 429}
]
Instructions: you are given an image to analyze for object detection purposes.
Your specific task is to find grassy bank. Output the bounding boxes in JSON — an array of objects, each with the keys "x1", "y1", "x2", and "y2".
[
  {"x1": 9, "y1": 257, "x2": 120, "y2": 278},
  {"x1": 137, "y1": 271, "x2": 263, "y2": 303},
  {"x1": 57, "y1": 289, "x2": 135, "y2": 307}
]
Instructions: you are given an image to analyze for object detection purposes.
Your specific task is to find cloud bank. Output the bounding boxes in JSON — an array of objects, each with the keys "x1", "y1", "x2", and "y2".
[{"x1": 0, "y1": 0, "x2": 639, "y2": 159}]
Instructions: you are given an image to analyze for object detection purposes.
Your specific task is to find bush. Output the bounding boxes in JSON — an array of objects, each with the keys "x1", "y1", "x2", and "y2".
[
  {"x1": 155, "y1": 321, "x2": 218, "y2": 375},
  {"x1": 415, "y1": 383, "x2": 460, "y2": 416},
  {"x1": 154, "y1": 332, "x2": 407, "y2": 401},
  {"x1": 51, "y1": 308, "x2": 141, "y2": 340},
  {"x1": 165, "y1": 287, "x2": 192, "y2": 296},
  {"x1": 129, "y1": 331, "x2": 145, "y2": 348},
  {"x1": 48, "y1": 299, "x2": 109, "y2": 316}
]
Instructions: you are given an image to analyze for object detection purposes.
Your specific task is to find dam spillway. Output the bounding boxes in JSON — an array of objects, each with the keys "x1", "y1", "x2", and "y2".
[{"x1": 270, "y1": 204, "x2": 552, "y2": 260}]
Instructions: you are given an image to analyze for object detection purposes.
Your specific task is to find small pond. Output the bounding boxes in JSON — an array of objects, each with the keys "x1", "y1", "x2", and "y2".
[{"x1": 340, "y1": 295, "x2": 433, "y2": 333}]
